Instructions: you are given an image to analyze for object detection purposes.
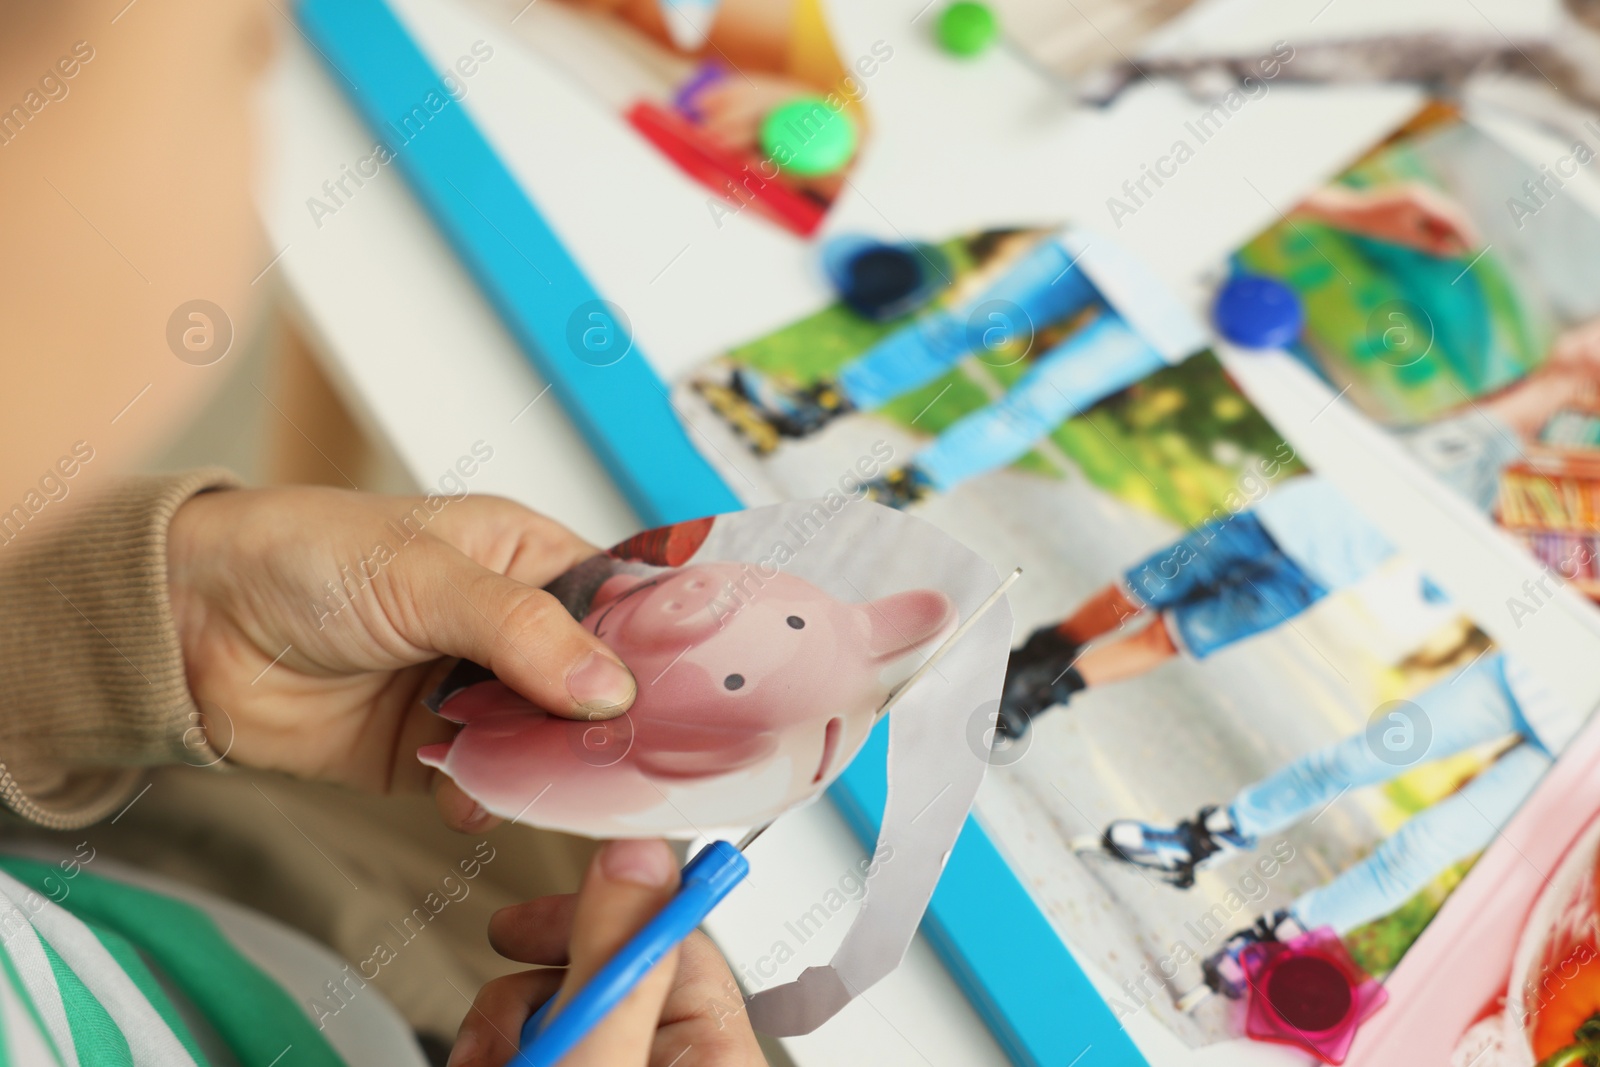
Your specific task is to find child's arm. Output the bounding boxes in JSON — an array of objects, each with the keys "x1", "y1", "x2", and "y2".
[
  {"x1": 0, "y1": 477, "x2": 638, "y2": 836},
  {"x1": 0, "y1": 471, "x2": 241, "y2": 829},
  {"x1": 1294, "y1": 183, "x2": 1481, "y2": 258}
]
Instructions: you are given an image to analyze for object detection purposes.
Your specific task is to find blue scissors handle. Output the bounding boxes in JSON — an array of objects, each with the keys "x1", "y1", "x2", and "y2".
[{"x1": 510, "y1": 840, "x2": 750, "y2": 1067}]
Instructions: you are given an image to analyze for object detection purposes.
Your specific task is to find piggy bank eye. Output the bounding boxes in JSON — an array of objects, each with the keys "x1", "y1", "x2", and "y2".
[
  {"x1": 724, "y1": 674, "x2": 745, "y2": 691},
  {"x1": 786, "y1": 616, "x2": 805, "y2": 630}
]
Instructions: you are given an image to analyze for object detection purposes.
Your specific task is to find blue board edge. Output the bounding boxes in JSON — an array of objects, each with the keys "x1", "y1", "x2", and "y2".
[
  {"x1": 298, "y1": 0, "x2": 740, "y2": 525},
  {"x1": 295, "y1": 3, "x2": 1147, "y2": 1063}
]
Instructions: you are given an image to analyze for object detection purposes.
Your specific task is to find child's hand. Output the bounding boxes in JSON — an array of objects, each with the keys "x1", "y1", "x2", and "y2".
[
  {"x1": 167, "y1": 486, "x2": 637, "y2": 831},
  {"x1": 693, "y1": 75, "x2": 808, "y2": 154},
  {"x1": 1551, "y1": 317, "x2": 1600, "y2": 376},
  {"x1": 453, "y1": 838, "x2": 765, "y2": 1067},
  {"x1": 1295, "y1": 183, "x2": 1481, "y2": 258}
]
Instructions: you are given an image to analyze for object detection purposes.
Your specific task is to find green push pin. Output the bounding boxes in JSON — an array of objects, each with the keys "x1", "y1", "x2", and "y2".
[
  {"x1": 760, "y1": 96, "x2": 858, "y2": 177},
  {"x1": 937, "y1": 1, "x2": 997, "y2": 58}
]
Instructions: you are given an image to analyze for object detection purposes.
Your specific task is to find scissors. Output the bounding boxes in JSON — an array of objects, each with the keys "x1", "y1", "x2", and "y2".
[{"x1": 510, "y1": 568, "x2": 1021, "y2": 1067}]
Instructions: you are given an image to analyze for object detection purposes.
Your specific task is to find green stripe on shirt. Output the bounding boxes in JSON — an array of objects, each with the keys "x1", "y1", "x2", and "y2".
[
  {"x1": 40, "y1": 939, "x2": 132, "y2": 1067},
  {"x1": 0, "y1": 859, "x2": 344, "y2": 1067},
  {"x1": 87, "y1": 924, "x2": 207, "y2": 1065},
  {"x1": 0, "y1": 928, "x2": 68, "y2": 1067}
]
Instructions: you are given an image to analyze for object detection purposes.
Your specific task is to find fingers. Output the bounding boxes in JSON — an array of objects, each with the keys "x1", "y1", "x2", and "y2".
[
  {"x1": 1553, "y1": 319, "x2": 1600, "y2": 371},
  {"x1": 652, "y1": 932, "x2": 767, "y2": 1067},
  {"x1": 449, "y1": 968, "x2": 565, "y2": 1067},
  {"x1": 693, "y1": 84, "x2": 766, "y2": 151},
  {"x1": 489, "y1": 894, "x2": 580, "y2": 966},
  {"x1": 435, "y1": 775, "x2": 503, "y2": 835},
  {"x1": 422, "y1": 495, "x2": 599, "y2": 590},
  {"x1": 1376, "y1": 182, "x2": 1476, "y2": 256},
  {"x1": 386, "y1": 495, "x2": 635, "y2": 720},
  {"x1": 659, "y1": 931, "x2": 747, "y2": 1020},
  {"x1": 466, "y1": 855, "x2": 765, "y2": 1067},
  {"x1": 387, "y1": 540, "x2": 636, "y2": 721},
  {"x1": 1411, "y1": 184, "x2": 1481, "y2": 252},
  {"x1": 549, "y1": 839, "x2": 684, "y2": 1067}
]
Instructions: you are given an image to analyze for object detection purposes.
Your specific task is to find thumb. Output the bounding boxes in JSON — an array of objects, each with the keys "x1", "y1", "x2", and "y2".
[
  {"x1": 548, "y1": 839, "x2": 684, "y2": 1066},
  {"x1": 393, "y1": 540, "x2": 637, "y2": 720}
]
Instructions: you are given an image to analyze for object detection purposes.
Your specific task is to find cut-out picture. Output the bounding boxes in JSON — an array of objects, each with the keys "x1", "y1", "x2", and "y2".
[
  {"x1": 671, "y1": 225, "x2": 1593, "y2": 1049},
  {"x1": 1458, "y1": 811, "x2": 1600, "y2": 1066},
  {"x1": 970, "y1": 384, "x2": 1582, "y2": 1046},
  {"x1": 1068, "y1": 0, "x2": 1600, "y2": 120},
  {"x1": 479, "y1": 0, "x2": 878, "y2": 234},
  {"x1": 684, "y1": 225, "x2": 1212, "y2": 510},
  {"x1": 418, "y1": 500, "x2": 1001, "y2": 838},
  {"x1": 1338, "y1": 678, "x2": 1600, "y2": 1063},
  {"x1": 1232, "y1": 104, "x2": 1600, "y2": 602}
]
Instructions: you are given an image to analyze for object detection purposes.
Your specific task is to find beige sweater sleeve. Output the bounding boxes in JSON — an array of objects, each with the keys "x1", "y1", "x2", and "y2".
[{"x1": 0, "y1": 470, "x2": 239, "y2": 829}]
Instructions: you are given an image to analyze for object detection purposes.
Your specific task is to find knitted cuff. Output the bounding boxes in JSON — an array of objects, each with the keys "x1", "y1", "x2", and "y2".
[{"x1": 0, "y1": 469, "x2": 240, "y2": 828}]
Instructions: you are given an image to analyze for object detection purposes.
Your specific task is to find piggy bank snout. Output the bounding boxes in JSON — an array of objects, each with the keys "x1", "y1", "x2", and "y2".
[
  {"x1": 630, "y1": 572, "x2": 730, "y2": 638},
  {"x1": 658, "y1": 571, "x2": 722, "y2": 612}
]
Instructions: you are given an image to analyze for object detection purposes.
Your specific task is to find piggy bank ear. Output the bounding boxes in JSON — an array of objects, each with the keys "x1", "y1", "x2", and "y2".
[{"x1": 860, "y1": 589, "x2": 955, "y2": 663}]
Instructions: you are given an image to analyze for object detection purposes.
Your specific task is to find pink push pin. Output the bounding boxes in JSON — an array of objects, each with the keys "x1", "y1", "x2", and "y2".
[{"x1": 1239, "y1": 927, "x2": 1387, "y2": 1065}]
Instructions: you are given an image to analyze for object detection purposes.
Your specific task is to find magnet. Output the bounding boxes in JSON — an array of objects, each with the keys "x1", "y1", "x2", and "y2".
[{"x1": 1214, "y1": 273, "x2": 1305, "y2": 349}]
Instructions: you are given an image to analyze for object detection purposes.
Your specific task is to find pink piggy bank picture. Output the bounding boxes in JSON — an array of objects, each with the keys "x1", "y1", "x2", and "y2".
[{"x1": 419, "y1": 508, "x2": 957, "y2": 837}]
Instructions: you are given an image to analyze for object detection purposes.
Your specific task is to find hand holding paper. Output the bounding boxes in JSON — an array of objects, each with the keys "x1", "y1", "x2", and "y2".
[{"x1": 166, "y1": 485, "x2": 635, "y2": 832}]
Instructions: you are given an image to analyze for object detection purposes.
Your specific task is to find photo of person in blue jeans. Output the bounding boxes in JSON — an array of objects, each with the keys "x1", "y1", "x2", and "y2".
[
  {"x1": 1088, "y1": 648, "x2": 1575, "y2": 1002},
  {"x1": 992, "y1": 471, "x2": 1579, "y2": 1004},
  {"x1": 1000, "y1": 345, "x2": 1600, "y2": 736},
  {"x1": 1002, "y1": 473, "x2": 1402, "y2": 732},
  {"x1": 702, "y1": 228, "x2": 1197, "y2": 507}
]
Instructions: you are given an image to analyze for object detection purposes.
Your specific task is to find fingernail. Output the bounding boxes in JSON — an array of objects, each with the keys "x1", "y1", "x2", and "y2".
[
  {"x1": 566, "y1": 651, "x2": 636, "y2": 715},
  {"x1": 600, "y1": 838, "x2": 675, "y2": 888},
  {"x1": 461, "y1": 802, "x2": 490, "y2": 831},
  {"x1": 446, "y1": 1031, "x2": 478, "y2": 1067}
]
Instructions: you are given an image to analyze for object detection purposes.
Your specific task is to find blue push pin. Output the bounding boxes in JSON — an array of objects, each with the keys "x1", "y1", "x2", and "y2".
[
  {"x1": 822, "y1": 235, "x2": 948, "y2": 322},
  {"x1": 1213, "y1": 274, "x2": 1303, "y2": 349}
]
